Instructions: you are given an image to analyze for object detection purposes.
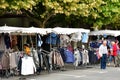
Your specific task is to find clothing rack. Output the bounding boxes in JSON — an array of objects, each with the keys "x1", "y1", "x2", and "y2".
[
  {"x1": 40, "y1": 51, "x2": 50, "y2": 73},
  {"x1": 41, "y1": 49, "x2": 50, "y2": 54},
  {"x1": 0, "y1": 52, "x2": 10, "y2": 78}
]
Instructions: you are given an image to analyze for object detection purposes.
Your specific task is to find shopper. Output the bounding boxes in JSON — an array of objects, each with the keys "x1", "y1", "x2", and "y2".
[
  {"x1": 111, "y1": 41, "x2": 118, "y2": 67},
  {"x1": 23, "y1": 44, "x2": 31, "y2": 56},
  {"x1": 99, "y1": 40, "x2": 108, "y2": 69}
]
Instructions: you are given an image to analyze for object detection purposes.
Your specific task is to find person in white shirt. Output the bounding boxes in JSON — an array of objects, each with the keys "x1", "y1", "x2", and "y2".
[{"x1": 99, "y1": 40, "x2": 108, "y2": 69}]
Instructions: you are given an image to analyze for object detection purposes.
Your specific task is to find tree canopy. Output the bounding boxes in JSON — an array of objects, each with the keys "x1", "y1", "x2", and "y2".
[
  {"x1": 0, "y1": 0, "x2": 120, "y2": 29},
  {"x1": 0, "y1": 0, "x2": 38, "y2": 10}
]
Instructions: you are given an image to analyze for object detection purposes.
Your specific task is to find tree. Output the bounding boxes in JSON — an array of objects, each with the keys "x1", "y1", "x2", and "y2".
[
  {"x1": 0, "y1": 0, "x2": 39, "y2": 15},
  {"x1": 24, "y1": 0, "x2": 105, "y2": 28},
  {"x1": 0, "y1": 0, "x2": 120, "y2": 29},
  {"x1": 84, "y1": 0, "x2": 120, "y2": 29}
]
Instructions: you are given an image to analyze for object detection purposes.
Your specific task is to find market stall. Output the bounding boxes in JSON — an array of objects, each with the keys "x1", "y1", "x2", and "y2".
[
  {"x1": 89, "y1": 30, "x2": 120, "y2": 37},
  {"x1": 0, "y1": 25, "x2": 91, "y2": 77},
  {"x1": 89, "y1": 30, "x2": 120, "y2": 64}
]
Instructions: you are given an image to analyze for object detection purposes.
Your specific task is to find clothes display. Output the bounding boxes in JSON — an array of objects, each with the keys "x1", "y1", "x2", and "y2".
[
  {"x1": 1, "y1": 53, "x2": 10, "y2": 70},
  {"x1": 9, "y1": 52, "x2": 17, "y2": 69},
  {"x1": 74, "y1": 49, "x2": 81, "y2": 67},
  {"x1": 37, "y1": 34, "x2": 43, "y2": 47},
  {"x1": 71, "y1": 32, "x2": 82, "y2": 42},
  {"x1": 37, "y1": 49, "x2": 43, "y2": 68},
  {"x1": 0, "y1": 51, "x2": 4, "y2": 70},
  {"x1": 11, "y1": 35, "x2": 18, "y2": 48},
  {"x1": 88, "y1": 50, "x2": 98, "y2": 64},
  {"x1": 4, "y1": 33, "x2": 11, "y2": 49},
  {"x1": 31, "y1": 48, "x2": 39, "y2": 68},
  {"x1": 89, "y1": 41, "x2": 102, "y2": 48},
  {"x1": 50, "y1": 50, "x2": 64, "y2": 69},
  {"x1": 60, "y1": 35, "x2": 70, "y2": 47},
  {"x1": 82, "y1": 33, "x2": 89, "y2": 43},
  {"x1": 0, "y1": 29, "x2": 91, "y2": 77},
  {"x1": 58, "y1": 48, "x2": 66, "y2": 62},
  {"x1": 64, "y1": 49, "x2": 75, "y2": 63},
  {"x1": 46, "y1": 33, "x2": 60, "y2": 45},
  {"x1": 81, "y1": 49, "x2": 89, "y2": 64},
  {"x1": 0, "y1": 34, "x2": 6, "y2": 51},
  {"x1": 21, "y1": 56, "x2": 36, "y2": 75}
]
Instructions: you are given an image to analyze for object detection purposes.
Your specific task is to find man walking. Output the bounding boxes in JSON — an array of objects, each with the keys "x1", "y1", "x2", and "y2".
[{"x1": 99, "y1": 40, "x2": 108, "y2": 69}]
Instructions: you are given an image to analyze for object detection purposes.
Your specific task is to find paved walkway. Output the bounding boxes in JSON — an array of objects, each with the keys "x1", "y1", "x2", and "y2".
[{"x1": 1, "y1": 65, "x2": 120, "y2": 80}]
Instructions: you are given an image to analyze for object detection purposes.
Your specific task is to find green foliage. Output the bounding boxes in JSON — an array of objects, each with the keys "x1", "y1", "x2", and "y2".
[
  {"x1": 0, "y1": 0, "x2": 120, "y2": 29},
  {"x1": 0, "y1": 0, "x2": 39, "y2": 10}
]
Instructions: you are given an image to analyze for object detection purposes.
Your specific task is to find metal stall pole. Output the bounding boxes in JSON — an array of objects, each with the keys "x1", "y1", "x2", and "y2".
[{"x1": 36, "y1": 34, "x2": 37, "y2": 50}]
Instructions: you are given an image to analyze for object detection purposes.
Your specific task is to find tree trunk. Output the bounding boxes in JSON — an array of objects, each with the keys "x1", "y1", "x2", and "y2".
[{"x1": 41, "y1": 13, "x2": 54, "y2": 28}]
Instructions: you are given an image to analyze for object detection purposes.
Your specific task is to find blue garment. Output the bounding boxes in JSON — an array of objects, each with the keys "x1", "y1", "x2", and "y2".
[
  {"x1": 88, "y1": 50, "x2": 98, "y2": 64},
  {"x1": 90, "y1": 42, "x2": 102, "y2": 48},
  {"x1": 46, "y1": 33, "x2": 60, "y2": 45},
  {"x1": 58, "y1": 48, "x2": 66, "y2": 62},
  {"x1": 64, "y1": 49, "x2": 75, "y2": 63},
  {"x1": 37, "y1": 34, "x2": 43, "y2": 47},
  {"x1": 82, "y1": 33, "x2": 89, "y2": 43},
  {"x1": 103, "y1": 34, "x2": 107, "y2": 38},
  {"x1": 101, "y1": 54, "x2": 107, "y2": 69},
  {"x1": 4, "y1": 34, "x2": 11, "y2": 49}
]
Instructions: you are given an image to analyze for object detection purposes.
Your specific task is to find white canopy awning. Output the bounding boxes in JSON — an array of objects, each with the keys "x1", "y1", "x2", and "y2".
[
  {"x1": 52, "y1": 27, "x2": 90, "y2": 34},
  {"x1": 89, "y1": 30, "x2": 120, "y2": 37},
  {"x1": 20, "y1": 27, "x2": 52, "y2": 35},
  {"x1": 0, "y1": 25, "x2": 90, "y2": 35},
  {"x1": 0, "y1": 26, "x2": 52, "y2": 35},
  {"x1": 0, "y1": 25, "x2": 21, "y2": 33}
]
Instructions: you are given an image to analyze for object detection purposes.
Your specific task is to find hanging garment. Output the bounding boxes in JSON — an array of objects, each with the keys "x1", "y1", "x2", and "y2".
[
  {"x1": 50, "y1": 50, "x2": 64, "y2": 68},
  {"x1": 46, "y1": 33, "x2": 60, "y2": 45},
  {"x1": 9, "y1": 53, "x2": 17, "y2": 69},
  {"x1": 71, "y1": 32, "x2": 82, "y2": 42},
  {"x1": 0, "y1": 51, "x2": 4, "y2": 70},
  {"x1": 11, "y1": 35, "x2": 18, "y2": 48},
  {"x1": 90, "y1": 41, "x2": 102, "y2": 48},
  {"x1": 88, "y1": 50, "x2": 98, "y2": 64},
  {"x1": 74, "y1": 49, "x2": 81, "y2": 67},
  {"x1": 60, "y1": 35, "x2": 70, "y2": 47},
  {"x1": 23, "y1": 36, "x2": 27, "y2": 44},
  {"x1": 37, "y1": 34, "x2": 43, "y2": 47},
  {"x1": 0, "y1": 50, "x2": 4, "y2": 59},
  {"x1": 1, "y1": 53, "x2": 10, "y2": 69},
  {"x1": 0, "y1": 34, "x2": 6, "y2": 51},
  {"x1": 58, "y1": 48, "x2": 66, "y2": 62},
  {"x1": 54, "y1": 51, "x2": 64, "y2": 67},
  {"x1": 82, "y1": 49, "x2": 89, "y2": 64},
  {"x1": 64, "y1": 49, "x2": 75, "y2": 63},
  {"x1": 18, "y1": 56, "x2": 22, "y2": 75},
  {"x1": 21, "y1": 56, "x2": 36, "y2": 75},
  {"x1": 82, "y1": 33, "x2": 89, "y2": 43},
  {"x1": 4, "y1": 33, "x2": 11, "y2": 49},
  {"x1": 37, "y1": 49, "x2": 43, "y2": 73},
  {"x1": 31, "y1": 49, "x2": 39, "y2": 68}
]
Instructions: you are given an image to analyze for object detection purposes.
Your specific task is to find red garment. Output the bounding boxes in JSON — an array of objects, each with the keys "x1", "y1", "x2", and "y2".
[{"x1": 112, "y1": 44, "x2": 117, "y2": 56}]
